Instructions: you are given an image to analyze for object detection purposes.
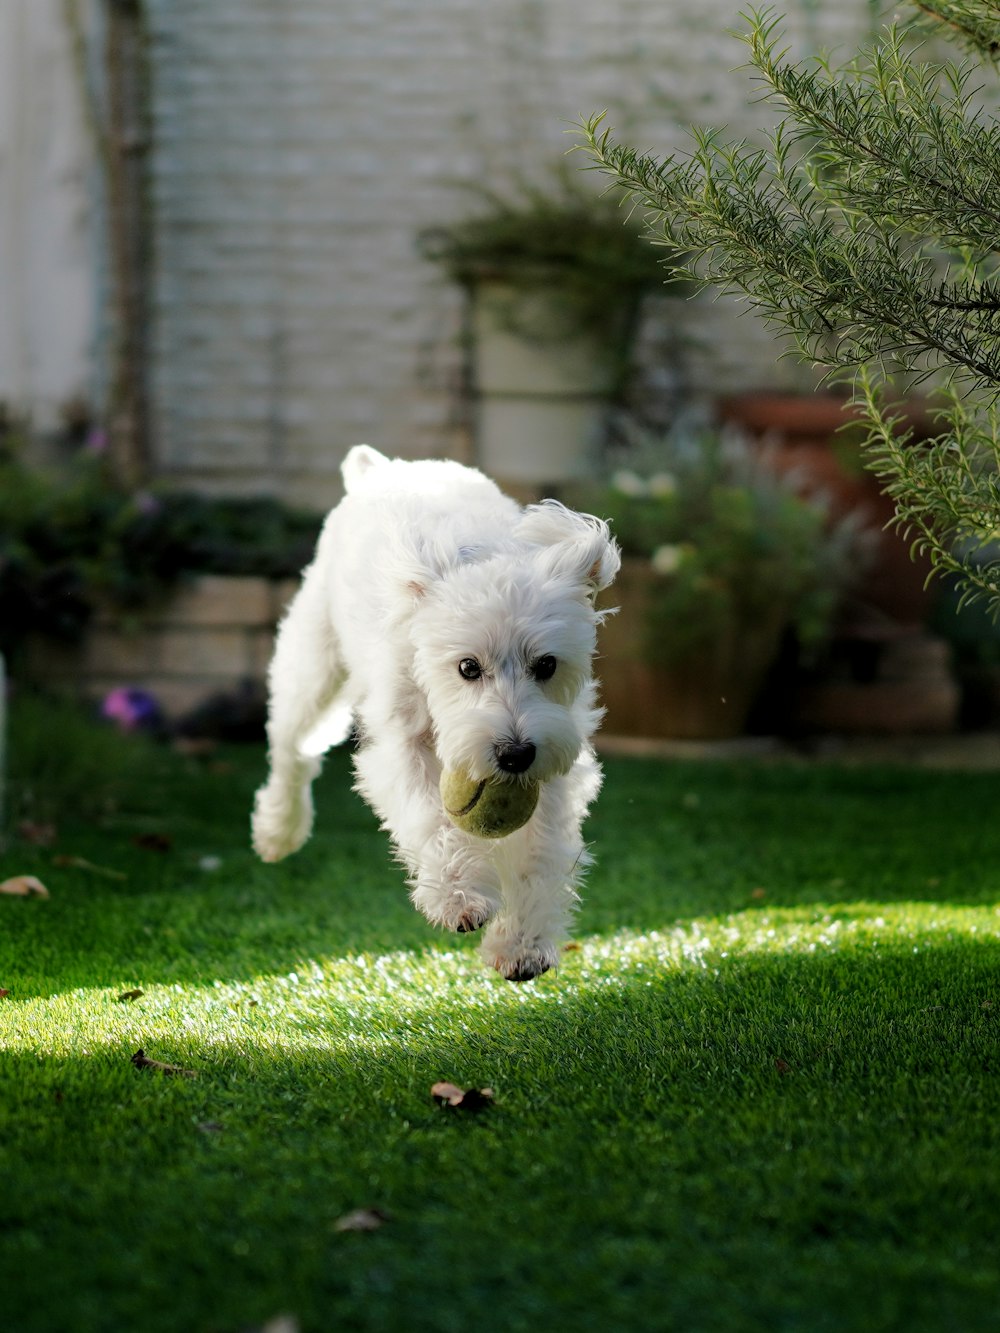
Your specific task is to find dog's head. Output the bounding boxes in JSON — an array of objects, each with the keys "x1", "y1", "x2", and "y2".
[{"x1": 410, "y1": 502, "x2": 620, "y2": 784}]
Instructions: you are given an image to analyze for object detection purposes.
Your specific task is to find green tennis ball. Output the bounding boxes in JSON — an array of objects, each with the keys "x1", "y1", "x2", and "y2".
[{"x1": 440, "y1": 768, "x2": 540, "y2": 839}]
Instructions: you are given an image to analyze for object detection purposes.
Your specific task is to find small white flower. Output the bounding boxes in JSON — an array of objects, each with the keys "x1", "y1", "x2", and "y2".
[
  {"x1": 611, "y1": 469, "x2": 648, "y2": 497},
  {"x1": 651, "y1": 543, "x2": 683, "y2": 575},
  {"x1": 648, "y1": 472, "x2": 677, "y2": 497}
]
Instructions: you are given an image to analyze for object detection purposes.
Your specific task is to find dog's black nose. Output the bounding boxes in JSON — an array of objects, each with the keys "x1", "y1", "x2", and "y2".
[{"x1": 494, "y1": 741, "x2": 536, "y2": 774}]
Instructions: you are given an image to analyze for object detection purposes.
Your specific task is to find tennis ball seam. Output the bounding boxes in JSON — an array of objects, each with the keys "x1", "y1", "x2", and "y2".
[
  {"x1": 440, "y1": 768, "x2": 539, "y2": 839},
  {"x1": 445, "y1": 778, "x2": 488, "y2": 819}
]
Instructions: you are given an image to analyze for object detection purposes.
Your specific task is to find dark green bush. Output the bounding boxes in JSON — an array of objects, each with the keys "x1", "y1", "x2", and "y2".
[{"x1": 0, "y1": 447, "x2": 321, "y2": 660}]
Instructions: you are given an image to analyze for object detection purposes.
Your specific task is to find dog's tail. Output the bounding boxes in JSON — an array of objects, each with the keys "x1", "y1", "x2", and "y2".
[{"x1": 341, "y1": 444, "x2": 388, "y2": 493}]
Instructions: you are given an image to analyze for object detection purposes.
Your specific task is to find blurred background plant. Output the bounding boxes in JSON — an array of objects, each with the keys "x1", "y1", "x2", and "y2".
[
  {"x1": 418, "y1": 173, "x2": 672, "y2": 334},
  {"x1": 560, "y1": 419, "x2": 869, "y2": 738},
  {"x1": 0, "y1": 420, "x2": 321, "y2": 664},
  {"x1": 569, "y1": 420, "x2": 866, "y2": 666},
  {"x1": 419, "y1": 172, "x2": 686, "y2": 488}
]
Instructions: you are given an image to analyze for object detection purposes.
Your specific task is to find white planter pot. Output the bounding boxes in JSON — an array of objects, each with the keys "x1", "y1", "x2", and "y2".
[
  {"x1": 470, "y1": 280, "x2": 630, "y2": 484},
  {"x1": 475, "y1": 396, "x2": 610, "y2": 484},
  {"x1": 472, "y1": 281, "x2": 624, "y2": 394}
]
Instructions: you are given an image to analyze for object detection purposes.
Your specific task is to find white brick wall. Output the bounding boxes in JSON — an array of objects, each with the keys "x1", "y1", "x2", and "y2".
[{"x1": 1, "y1": 0, "x2": 879, "y2": 503}]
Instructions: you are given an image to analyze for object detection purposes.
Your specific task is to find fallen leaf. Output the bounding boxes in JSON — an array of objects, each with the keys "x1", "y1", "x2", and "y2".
[
  {"x1": 562, "y1": 941, "x2": 581, "y2": 952},
  {"x1": 431, "y1": 1081, "x2": 495, "y2": 1111},
  {"x1": 0, "y1": 875, "x2": 50, "y2": 898},
  {"x1": 751, "y1": 887, "x2": 767, "y2": 901},
  {"x1": 18, "y1": 820, "x2": 57, "y2": 846},
  {"x1": 133, "y1": 832, "x2": 172, "y2": 853},
  {"x1": 52, "y1": 855, "x2": 127, "y2": 881},
  {"x1": 0, "y1": 988, "x2": 10, "y2": 999},
  {"x1": 130, "y1": 1048, "x2": 197, "y2": 1078},
  {"x1": 116, "y1": 989, "x2": 145, "y2": 1003},
  {"x1": 334, "y1": 1207, "x2": 390, "y2": 1233},
  {"x1": 171, "y1": 736, "x2": 217, "y2": 758},
  {"x1": 774, "y1": 1058, "x2": 792, "y2": 1075}
]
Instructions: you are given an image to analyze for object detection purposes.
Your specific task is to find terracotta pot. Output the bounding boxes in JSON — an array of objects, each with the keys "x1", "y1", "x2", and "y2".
[
  {"x1": 720, "y1": 390, "x2": 863, "y2": 444},
  {"x1": 720, "y1": 391, "x2": 936, "y2": 626},
  {"x1": 597, "y1": 560, "x2": 786, "y2": 740}
]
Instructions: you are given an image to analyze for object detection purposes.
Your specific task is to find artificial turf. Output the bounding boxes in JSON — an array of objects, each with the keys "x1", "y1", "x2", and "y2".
[{"x1": 2, "y1": 696, "x2": 999, "y2": 1332}]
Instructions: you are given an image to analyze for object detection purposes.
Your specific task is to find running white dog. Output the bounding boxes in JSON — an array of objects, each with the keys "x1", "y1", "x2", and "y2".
[{"x1": 252, "y1": 446, "x2": 619, "y2": 981}]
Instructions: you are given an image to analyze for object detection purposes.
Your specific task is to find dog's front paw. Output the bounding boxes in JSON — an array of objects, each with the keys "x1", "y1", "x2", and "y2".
[
  {"x1": 481, "y1": 930, "x2": 559, "y2": 983},
  {"x1": 447, "y1": 890, "x2": 499, "y2": 934},
  {"x1": 412, "y1": 881, "x2": 500, "y2": 934},
  {"x1": 252, "y1": 782, "x2": 313, "y2": 862}
]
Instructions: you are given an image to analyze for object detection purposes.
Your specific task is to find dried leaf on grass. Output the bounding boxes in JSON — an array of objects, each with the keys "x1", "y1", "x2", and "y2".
[
  {"x1": 431, "y1": 1081, "x2": 495, "y2": 1111},
  {"x1": 774, "y1": 1058, "x2": 792, "y2": 1075},
  {"x1": 133, "y1": 832, "x2": 173, "y2": 853},
  {"x1": 18, "y1": 821, "x2": 57, "y2": 846},
  {"x1": 0, "y1": 875, "x2": 50, "y2": 898},
  {"x1": 0, "y1": 988, "x2": 10, "y2": 999},
  {"x1": 53, "y1": 855, "x2": 127, "y2": 881},
  {"x1": 116, "y1": 989, "x2": 145, "y2": 1003},
  {"x1": 334, "y1": 1207, "x2": 391, "y2": 1233},
  {"x1": 130, "y1": 1048, "x2": 197, "y2": 1078}
]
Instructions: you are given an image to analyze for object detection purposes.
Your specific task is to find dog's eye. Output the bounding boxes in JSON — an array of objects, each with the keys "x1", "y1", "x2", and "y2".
[
  {"x1": 458, "y1": 658, "x2": 482, "y2": 681},
  {"x1": 531, "y1": 655, "x2": 557, "y2": 682}
]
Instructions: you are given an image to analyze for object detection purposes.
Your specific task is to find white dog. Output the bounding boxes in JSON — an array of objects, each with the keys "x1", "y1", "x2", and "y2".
[{"x1": 252, "y1": 446, "x2": 619, "y2": 982}]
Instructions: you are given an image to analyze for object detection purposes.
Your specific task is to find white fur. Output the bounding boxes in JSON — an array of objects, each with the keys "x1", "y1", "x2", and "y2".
[{"x1": 252, "y1": 446, "x2": 620, "y2": 982}]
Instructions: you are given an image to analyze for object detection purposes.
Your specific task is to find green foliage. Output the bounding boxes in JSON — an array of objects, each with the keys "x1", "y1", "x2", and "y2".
[
  {"x1": 3, "y1": 701, "x2": 1000, "y2": 1331},
  {"x1": 580, "y1": 1, "x2": 1000, "y2": 611},
  {"x1": 0, "y1": 445, "x2": 321, "y2": 659},
  {"x1": 567, "y1": 423, "x2": 862, "y2": 662},
  {"x1": 418, "y1": 174, "x2": 670, "y2": 331}
]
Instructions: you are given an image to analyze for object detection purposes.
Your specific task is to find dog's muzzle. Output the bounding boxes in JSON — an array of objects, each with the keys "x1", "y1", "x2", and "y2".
[{"x1": 493, "y1": 740, "x2": 537, "y2": 775}]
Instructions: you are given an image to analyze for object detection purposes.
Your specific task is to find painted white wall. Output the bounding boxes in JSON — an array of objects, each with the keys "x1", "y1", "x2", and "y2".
[
  {"x1": 144, "y1": 0, "x2": 877, "y2": 507},
  {"x1": 0, "y1": 0, "x2": 878, "y2": 498},
  {"x1": 0, "y1": 0, "x2": 100, "y2": 433}
]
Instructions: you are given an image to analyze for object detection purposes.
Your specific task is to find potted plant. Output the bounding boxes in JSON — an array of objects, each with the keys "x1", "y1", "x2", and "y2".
[
  {"x1": 720, "y1": 390, "x2": 939, "y2": 625},
  {"x1": 564, "y1": 421, "x2": 864, "y2": 739},
  {"x1": 419, "y1": 177, "x2": 672, "y2": 487}
]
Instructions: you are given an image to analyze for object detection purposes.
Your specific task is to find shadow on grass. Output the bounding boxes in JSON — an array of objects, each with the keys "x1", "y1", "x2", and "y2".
[{"x1": 4, "y1": 936, "x2": 1000, "y2": 1333}]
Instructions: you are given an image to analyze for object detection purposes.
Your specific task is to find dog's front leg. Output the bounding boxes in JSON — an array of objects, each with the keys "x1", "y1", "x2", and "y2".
[
  {"x1": 479, "y1": 776, "x2": 591, "y2": 982},
  {"x1": 409, "y1": 828, "x2": 504, "y2": 935},
  {"x1": 353, "y1": 737, "x2": 503, "y2": 935}
]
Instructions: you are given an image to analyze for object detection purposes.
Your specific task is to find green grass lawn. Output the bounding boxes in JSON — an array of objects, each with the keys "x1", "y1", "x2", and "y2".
[{"x1": 2, "y1": 697, "x2": 1000, "y2": 1332}]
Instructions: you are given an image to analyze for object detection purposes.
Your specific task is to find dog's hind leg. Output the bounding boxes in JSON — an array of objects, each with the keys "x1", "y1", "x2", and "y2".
[{"x1": 252, "y1": 556, "x2": 348, "y2": 862}]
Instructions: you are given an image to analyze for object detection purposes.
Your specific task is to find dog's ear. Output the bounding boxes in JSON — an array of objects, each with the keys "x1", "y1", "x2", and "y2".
[
  {"x1": 521, "y1": 502, "x2": 620, "y2": 598},
  {"x1": 341, "y1": 444, "x2": 389, "y2": 493}
]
